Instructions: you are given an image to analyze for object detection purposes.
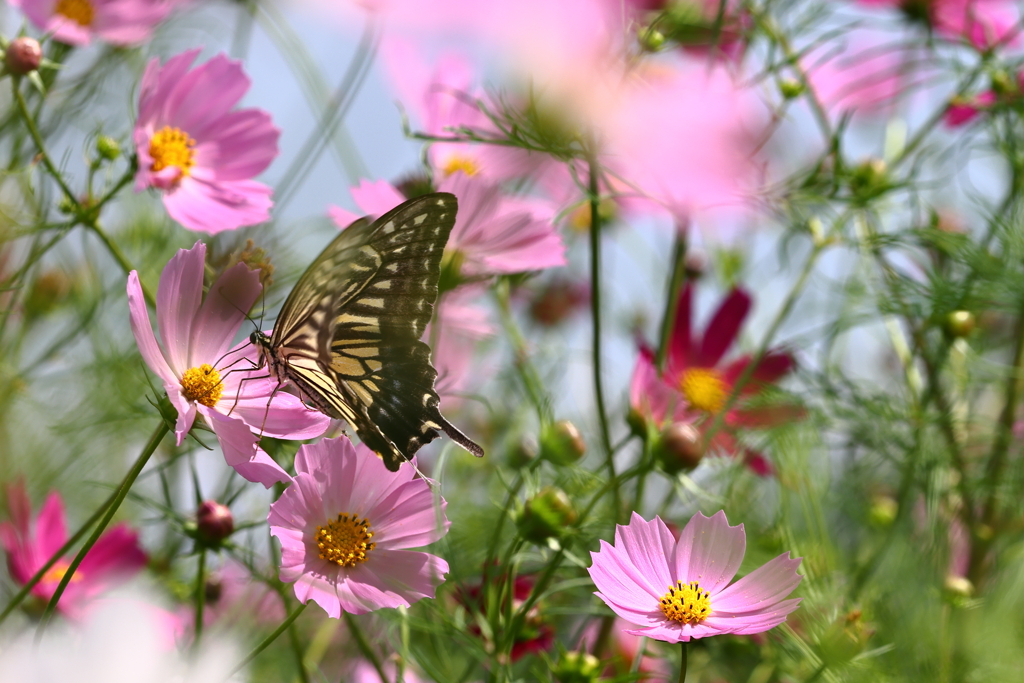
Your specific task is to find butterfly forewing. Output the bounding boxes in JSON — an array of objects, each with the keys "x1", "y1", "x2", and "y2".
[{"x1": 261, "y1": 193, "x2": 483, "y2": 471}]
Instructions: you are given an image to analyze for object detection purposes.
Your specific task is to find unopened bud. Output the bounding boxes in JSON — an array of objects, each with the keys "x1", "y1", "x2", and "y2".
[
  {"x1": 517, "y1": 487, "x2": 577, "y2": 544},
  {"x1": 943, "y1": 574, "x2": 974, "y2": 599},
  {"x1": 196, "y1": 500, "x2": 234, "y2": 544},
  {"x1": 868, "y1": 495, "x2": 897, "y2": 528},
  {"x1": 507, "y1": 435, "x2": 539, "y2": 469},
  {"x1": 5, "y1": 37, "x2": 42, "y2": 75},
  {"x1": 204, "y1": 574, "x2": 224, "y2": 604},
  {"x1": 654, "y1": 422, "x2": 704, "y2": 473},
  {"x1": 553, "y1": 650, "x2": 602, "y2": 683},
  {"x1": 779, "y1": 78, "x2": 805, "y2": 99},
  {"x1": 849, "y1": 158, "x2": 889, "y2": 201},
  {"x1": 95, "y1": 135, "x2": 121, "y2": 161},
  {"x1": 944, "y1": 310, "x2": 975, "y2": 338},
  {"x1": 638, "y1": 26, "x2": 666, "y2": 52},
  {"x1": 540, "y1": 420, "x2": 586, "y2": 466},
  {"x1": 684, "y1": 250, "x2": 708, "y2": 280}
]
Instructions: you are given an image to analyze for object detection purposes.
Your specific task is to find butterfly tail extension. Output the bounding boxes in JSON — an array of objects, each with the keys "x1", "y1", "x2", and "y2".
[{"x1": 438, "y1": 416, "x2": 484, "y2": 458}]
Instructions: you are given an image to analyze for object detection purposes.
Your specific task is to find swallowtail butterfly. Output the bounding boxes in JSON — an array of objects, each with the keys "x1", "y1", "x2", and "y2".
[{"x1": 250, "y1": 192, "x2": 484, "y2": 471}]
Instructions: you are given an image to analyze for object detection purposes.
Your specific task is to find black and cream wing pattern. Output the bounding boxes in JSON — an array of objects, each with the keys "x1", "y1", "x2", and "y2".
[{"x1": 252, "y1": 192, "x2": 484, "y2": 471}]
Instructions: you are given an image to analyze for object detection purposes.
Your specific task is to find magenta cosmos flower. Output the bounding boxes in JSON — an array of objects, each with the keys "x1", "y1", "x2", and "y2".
[
  {"x1": 629, "y1": 283, "x2": 801, "y2": 475},
  {"x1": 134, "y1": 49, "x2": 279, "y2": 234},
  {"x1": 330, "y1": 175, "x2": 565, "y2": 277},
  {"x1": 268, "y1": 436, "x2": 450, "y2": 617},
  {"x1": 857, "y1": 0, "x2": 1020, "y2": 50},
  {"x1": 588, "y1": 511, "x2": 802, "y2": 643},
  {"x1": 0, "y1": 483, "x2": 146, "y2": 620},
  {"x1": 12, "y1": 0, "x2": 177, "y2": 46},
  {"x1": 127, "y1": 242, "x2": 329, "y2": 487}
]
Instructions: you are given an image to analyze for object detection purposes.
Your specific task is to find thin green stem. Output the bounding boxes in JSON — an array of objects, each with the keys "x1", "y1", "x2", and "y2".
[
  {"x1": 12, "y1": 77, "x2": 78, "y2": 206},
  {"x1": 230, "y1": 601, "x2": 308, "y2": 677},
  {"x1": 494, "y1": 281, "x2": 550, "y2": 425},
  {"x1": 677, "y1": 641, "x2": 688, "y2": 683},
  {"x1": 655, "y1": 232, "x2": 689, "y2": 371},
  {"x1": 344, "y1": 611, "x2": 389, "y2": 683},
  {"x1": 286, "y1": 612, "x2": 312, "y2": 683},
  {"x1": 194, "y1": 548, "x2": 207, "y2": 648},
  {"x1": 35, "y1": 421, "x2": 168, "y2": 636}
]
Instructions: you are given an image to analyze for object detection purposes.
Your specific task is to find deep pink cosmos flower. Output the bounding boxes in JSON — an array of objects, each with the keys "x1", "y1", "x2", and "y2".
[
  {"x1": 588, "y1": 511, "x2": 802, "y2": 643},
  {"x1": 945, "y1": 90, "x2": 998, "y2": 126},
  {"x1": 134, "y1": 49, "x2": 279, "y2": 234},
  {"x1": 0, "y1": 483, "x2": 146, "y2": 620},
  {"x1": 268, "y1": 436, "x2": 450, "y2": 617},
  {"x1": 857, "y1": 0, "x2": 1021, "y2": 50},
  {"x1": 629, "y1": 284, "x2": 800, "y2": 474},
  {"x1": 330, "y1": 175, "x2": 565, "y2": 277},
  {"x1": 127, "y1": 242, "x2": 329, "y2": 487},
  {"x1": 12, "y1": 0, "x2": 177, "y2": 46}
]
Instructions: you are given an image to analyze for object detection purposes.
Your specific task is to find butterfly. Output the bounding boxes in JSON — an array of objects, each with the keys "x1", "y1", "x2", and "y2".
[{"x1": 250, "y1": 192, "x2": 484, "y2": 471}]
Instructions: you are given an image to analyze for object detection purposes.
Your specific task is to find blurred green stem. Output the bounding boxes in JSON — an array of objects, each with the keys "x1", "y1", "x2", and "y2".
[
  {"x1": 495, "y1": 280, "x2": 551, "y2": 425},
  {"x1": 11, "y1": 77, "x2": 78, "y2": 206},
  {"x1": 344, "y1": 611, "x2": 389, "y2": 683},
  {"x1": 231, "y1": 601, "x2": 308, "y2": 677},
  {"x1": 677, "y1": 641, "x2": 688, "y2": 683},
  {"x1": 286, "y1": 611, "x2": 312, "y2": 683},
  {"x1": 655, "y1": 230, "x2": 689, "y2": 371},
  {"x1": 36, "y1": 421, "x2": 169, "y2": 637},
  {"x1": 194, "y1": 548, "x2": 207, "y2": 648}
]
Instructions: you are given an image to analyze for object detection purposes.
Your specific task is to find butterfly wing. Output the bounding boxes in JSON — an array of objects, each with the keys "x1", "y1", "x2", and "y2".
[{"x1": 326, "y1": 193, "x2": 483, "y2": 470}]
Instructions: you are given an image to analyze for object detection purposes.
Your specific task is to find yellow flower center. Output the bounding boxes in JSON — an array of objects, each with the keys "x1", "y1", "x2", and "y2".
[
  {"x1": 42, "y1": 562, "x2": 83, "y2": 585},
  {"x1": 55, "y1": 0, "x2": 94, "y2": 26},
  {"x1": 180, "y1": 364, "x2": 223, "y2": 407},
  {"x1": 316, "y1": 513, "x2": 376, "y2": 568},
  {"x1": 149, "y1": 126, "x2": 197, "y2": 176},
  {"x1": 680, "y1": 367, "x2": 729, "y2": 413},
  {"x1": 659, "y1": 580, "x2": 711, "y2": 625},
  {"x1": 442, "y1": 155, "x2": 480, "y2": 177}
]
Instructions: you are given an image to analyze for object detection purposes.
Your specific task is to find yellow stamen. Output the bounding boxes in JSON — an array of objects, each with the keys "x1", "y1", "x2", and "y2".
[
  {"x1": 42, "y1": 562, "x2": 83, "y2": 585},
  {"x1": 659, "y1": 580, "x2": 711, "y2": 625},
  {"x1": 149, "y1": 126, "x2": 197, "y2": 176},
  {"x1": 441, "y1": 155, "x2": 480, "y2": 177},
  {"x1": 55, "y1": 0, "x2": 94, "y2": 26},
  {"x1": 316, "y1": 513, "x2": 376, "y2": 568},
  {"x1": 679, "y1": 367, "x2": 729, "y2": 413},
  {"x1": 180, "y1": 364, "x2": 223, "y2": 407}
]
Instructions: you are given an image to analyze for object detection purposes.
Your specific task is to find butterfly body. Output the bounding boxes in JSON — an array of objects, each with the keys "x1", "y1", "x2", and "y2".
[{"x1": 251, "y1": 192, "x2": 484, "y2": 471}]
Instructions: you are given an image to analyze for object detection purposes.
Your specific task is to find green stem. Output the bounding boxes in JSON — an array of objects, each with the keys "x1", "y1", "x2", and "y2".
[
  {"x1": 677, "y1": 641, "x2": 688, "y2": 683},
  {"x1": 494, "y1": 281, "x2": 551, "y2": 425},
  {"x1": 35, "y1": 421, "x2": 168, "y2": 636},
  {"x1": 0, "y1": 487, "x2": 120, "y2": 626},
  {"x1": 194, "y1": 548, "x2": 207, "y2": 648},
  {"x1": 11, "y1": 77, "x2": 79, "y2": 206},
  {"x1": 586, "y1": 153, "x2": 616, "y2": 513},
  {"x1": 344, "y1": 611, "x2": 389, "y2": 683},
  {"x1": 655, "y1": 232, "x2": 689, "y2": 371},
  {"x1": 231, "y1": 601, "x2": 308, "y2": 677},
  {"x1": 287, "y1": 612, "x2": 312, "y2": 683}
]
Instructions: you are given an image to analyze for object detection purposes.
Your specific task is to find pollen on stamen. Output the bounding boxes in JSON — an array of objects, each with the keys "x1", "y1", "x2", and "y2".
[
  {"x1": 679, "y1": 367, "x2": 729, "y2": 413},
  {"x1": 55, "y1": 0, "x2": 95, "y2": 26},
  {"x1": 659, "y1": 580, "x2": 712, "y2": 625},
  {"x1": 149, "y1": 126, "x2": 197, "y2": 176},
  {"x1": 442, "y1": 155, "x2": 480, "y2": 177},
  {"x1": 315, "y1": 513, "x2": 376, "y2": 568},
  {"x1": 180, "y1": 364, "x2": 223, "y2": 407}
]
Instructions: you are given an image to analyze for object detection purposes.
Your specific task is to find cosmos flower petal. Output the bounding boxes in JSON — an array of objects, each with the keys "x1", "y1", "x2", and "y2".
[
  {"x1": 127, "y1": 271, "x2": 176, "y2": 385},
  {"x1": 615, "y1": 512, "x2": 676, "y2": 590},
  {"x1": 666, "y1": 283, "x2": 695, "y2": 377},
  {"x1": 226, "y1": 392, "x2": 331, "y2": 441},
  {"x1": 589, "y1": 541, "x2": 663, "y2": 611},
  {"x1": 35, "y1": 493, "x2": 69, "y2": 560},
  {"x1": 712, "y1": 553, "x2": 803, "y2": 612},
  {"x1": 698, "y1": 288, "x2": 751, "y2": 368},
  {"x1": 165, "y1": 382, "x2": 197, "y2": 446},
  {"x1": 155, "y1": 242, "x2": 205, "y2": 373},
  {"x1": 162, "y1": 176, "x2": 273, "y2": 234},
  {"x1": 76, "y1": 524, "x2": 148, "y2": 584},
  {"x1": 203, "y1": 408, "x2": 289, "y2": 488},
  {"x1": 623, "y1": 620, "x2": 729, "y2": 643},
  {"x1": 190, "y1": 262, "x2": 261, "y2": 364},
  {"x1": 348, "y1": 179, "x2": 407, "y2": 217},
  {"x1": 340, "y1": 552, "x2": 449, "y2": 614},
  {"x1": 674, "y1": 511, "x2": 745, "y2": 595}
]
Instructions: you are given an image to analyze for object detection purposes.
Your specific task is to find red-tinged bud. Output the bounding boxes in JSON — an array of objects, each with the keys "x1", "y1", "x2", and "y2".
[
  {"x1": 196, "y1": 500, "x2": 234, "y2": 544},
  {"x1": 540, "y1": 420, "x2": 586, "y2": 466},
  {"x1": 517, "y1": 487, "x2": 577, "y2": 544},
  {"x1": 5, "y1": 37, "x2": 42, "y2": 75},
  {"x1": 654, "y1": 422, "x2": 704, "y2": 473},
  {"x1": 944, "y1": 310, "x2": 975, "y2": 338}
]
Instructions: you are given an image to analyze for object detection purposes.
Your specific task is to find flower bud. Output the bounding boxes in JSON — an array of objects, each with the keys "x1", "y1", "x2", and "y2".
[
  {"x1": 553, "y1": 650, "x2": 602, "y2": 683},
  {"x1": 638, "y1": 26, "x2": 666, "y2": 52},
  {"x1": 507, "y1": 435, "x2": 539, "y2": 469},
  {"x1": 818, "y1": 609, "x2": 873, "y2": 666},
  {"x1": 868, "y1": 495, "x2": 897, "y2": 528},
  {"x1": 517, "y1": 487, "x2": 577, "y2": 544},
  {"x1": 529, "y1": 280, "x2": 588, "y2": 327},
  {"x1": 24, "y1": 270, "x2": 72, "y2": 318},
  {"x1": 944, "y1": 310, "x2": 975, "y2": 338},
  {"x1": 849, "y1": 158, "x2": 889, "y2": 201},
  {"x1": 95, "y1": 135, "x2": 121, "y2": 161},
  {"x1": 943, "y1": 574, "x2": 974, "y2": 600},
  {"x1": 204, "y1": 574, "x2": 224, "y2": 604},
  {"x1": 684, "y1": 250, "x2": 708, "y2": 280},
  {"x1": 653, "y1": 422, "x2": 704, "y2": 473},
  {"x1": 5, "y1": 37, "x2": 42, "y2": 75},
  {"x1": 540, "y1": 420, "x2": 586, "y2": 466},
  {"x1": 196, "y1": 500, "x2": 234, "y2": 544},
  {"x1": 779, "y1": 78, "x2": 805, "y2": 99}
]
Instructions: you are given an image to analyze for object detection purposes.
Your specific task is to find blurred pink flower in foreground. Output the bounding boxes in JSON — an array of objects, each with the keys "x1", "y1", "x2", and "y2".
[
  {"x1": 858, "y1": 0, "x2": 1021, "y2": 50},
  {"x1": 0, "y1": 483, "x2": 146, "y2": 619},
  {"x1": 127, "y1": 242, "x2": 329, "y2": 487},
  {"x1": 588, "y1": 511, "x2": 802, "y2": 643},
  {"x1": 268, "y1": 436, "x2": 450, "y2": 617},
  {"x1": 134, "y1": 49, "x2": 279, "y2": 233},
  {"x1": 331, "y1": 175, "x2": 565, "y2": 276},
  {"x1": 352, "y1": 661, "x2": 426, "y2": 683},
  {"x1": 12, "y1": 0, "x2": 177, "y2": 46},
  {"x1": 805, "y1": 38, "x2": 918, "y2": 118},
  {"x1": 629, "y1": 283, "x2": 801, "y2": 474}
]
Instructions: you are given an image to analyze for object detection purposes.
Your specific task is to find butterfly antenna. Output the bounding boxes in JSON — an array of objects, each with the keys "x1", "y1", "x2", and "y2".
[{"x1": 438, "y1": 417, "x2": 484, "y2": 457}]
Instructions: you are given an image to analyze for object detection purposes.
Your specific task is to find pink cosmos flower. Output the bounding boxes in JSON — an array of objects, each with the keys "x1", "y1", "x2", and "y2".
[
  {"x1": 127, "y1": 242, "x2": 329, "y2": 487},
  {"x1": 352, "y1": 661, "x2": 426, "y2": 683},
  {"x1": 0, "y1": 483, "x2": 147, "y2": 620},
  {"x1": 12, "y1": 0, "x2": 177, "y2": 47},
  {"x1": 330, "y1": 175, "x2": 565, "y2": 277},
  {"x1": 134, "y1": 49, "x2": 279, "y2": 234},
  {"x1": 629, "y1": 283, "x2": 801, "y2": 474},
  {"x1": 268, "y1": 436, "x2": 450, "y2": 617},
  {"x1": 857, "y1": 0, "x2": 1021, "y2": 50},
  {"x1": 805, "y1": 38, "x2": 921, "y2": 118},
  {"x1": 588, "y1": 511, "x2": 802, "y2": 643},
  {"x1": 944, "y1": 90, "x2": 999, "y2": 126}
]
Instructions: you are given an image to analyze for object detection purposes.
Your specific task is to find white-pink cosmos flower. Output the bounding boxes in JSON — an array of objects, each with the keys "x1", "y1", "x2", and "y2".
[
  {"x1": 134, "y1": 49, "x2": 279, "y2": 234},
  {"x1": 330, "y1": 175, "x2": 565, "y2": 276},
  {"x1": 12, "y1": 0, "x2": 177, "y2": 47},
  {"x1": 268, "y1": 436, "x2": 450, "y2": 617},
  {"x1": 127, "y1": 242, "x2": 330, "y2": 487},
  {"x1": 588, "y1": 511, "x2": 802, "y2": 643}
]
